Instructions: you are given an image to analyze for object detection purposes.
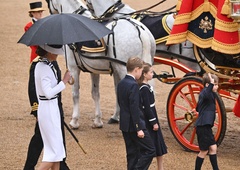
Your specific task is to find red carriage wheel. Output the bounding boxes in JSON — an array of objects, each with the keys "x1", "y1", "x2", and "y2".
[{"x1": 166, "y1": 76, "x2": 226, "y2": 152}]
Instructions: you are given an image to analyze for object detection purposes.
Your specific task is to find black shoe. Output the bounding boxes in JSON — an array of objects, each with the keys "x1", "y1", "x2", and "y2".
[{"x1": 60, "y1": 161, "x2": 70, "y2": 170}]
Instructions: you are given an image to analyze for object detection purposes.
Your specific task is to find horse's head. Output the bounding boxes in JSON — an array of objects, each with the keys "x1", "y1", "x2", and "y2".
[
  {"x1": 84, "y1": 0, "x2": 135, "y2": 19},
  {"x1": 45, "y1": 0, "x2": 92, "y2": 18},
  {"x1": 45, "y1": 0, "x2": 60, "y2": 14},
  {"x1": 84, "y1": 0, "x2": 120, "y2": 18}
]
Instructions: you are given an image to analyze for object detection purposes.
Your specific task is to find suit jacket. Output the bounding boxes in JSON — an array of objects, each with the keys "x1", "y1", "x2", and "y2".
[
  {"x1": 195, "y1": 83, "x2": 216, "y2": 127},
  {"x1": 117, "y1": 75, "x2": 146, "y2": 132}
]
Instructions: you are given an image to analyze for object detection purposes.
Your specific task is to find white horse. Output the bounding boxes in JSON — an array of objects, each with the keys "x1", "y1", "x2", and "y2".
[
  {"x1": 85, "y1": 0, "x2": 201, "y2": 71},
  {"x1": 46, "y1": 0, "x2": 156, "y2": 128}
]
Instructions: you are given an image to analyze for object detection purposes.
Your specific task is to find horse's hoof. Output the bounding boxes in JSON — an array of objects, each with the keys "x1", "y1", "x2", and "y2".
[
  {"x1": 108, "y1": 118, "x2": 119, "y2": 124},
  {"x1": 92, "y1": 124, "x2": 103, "y2": 129},
  {"x1": 69, "y1": 120, "x2": 79, "y2": 129}
]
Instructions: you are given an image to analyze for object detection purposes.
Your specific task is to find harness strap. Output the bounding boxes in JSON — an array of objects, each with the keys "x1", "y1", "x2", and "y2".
[
  {"x1": 100, "y1": 0, "x2": 125, "y2": 19},
  {"x1": 74, "y1": 6, "x2": 87, "y2": 15}
]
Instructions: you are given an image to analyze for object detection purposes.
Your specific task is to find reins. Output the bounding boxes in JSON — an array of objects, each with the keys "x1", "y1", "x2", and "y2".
[{"x1": 91, "y1": 0, "x2": 176, "y2": 23}]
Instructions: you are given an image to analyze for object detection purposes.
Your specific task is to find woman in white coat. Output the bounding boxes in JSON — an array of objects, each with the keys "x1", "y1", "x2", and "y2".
[{"x1": 34, "y1": 44, "x2": 71, "y2": 170}]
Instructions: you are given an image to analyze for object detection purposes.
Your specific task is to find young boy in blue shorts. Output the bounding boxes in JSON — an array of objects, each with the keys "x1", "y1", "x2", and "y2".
[{"x1": 195, "y1": 73, "x2": 219, "y2": 170}]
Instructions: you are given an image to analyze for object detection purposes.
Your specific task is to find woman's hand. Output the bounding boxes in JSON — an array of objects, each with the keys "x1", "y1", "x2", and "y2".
[
  {"x1": 137, "y1": 130, "x2": 145, "y2": 138},
  {"x1": 153, "y1": 123, "x2": 159, "y2": 131},
  {"x1": 62, "y1": 70, "x2": 72, "y2": 84}
]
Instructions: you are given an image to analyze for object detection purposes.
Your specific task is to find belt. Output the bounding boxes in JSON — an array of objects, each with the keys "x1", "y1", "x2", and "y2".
[{"x1": 39, "y1": 95, "x2": 58, "y2": 101}]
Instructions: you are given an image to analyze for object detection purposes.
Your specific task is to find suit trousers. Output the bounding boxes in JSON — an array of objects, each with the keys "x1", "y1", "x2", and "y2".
[
  {"x1": 23, "y1": 121, "x2": 43, "y2": 170},
  {"x1": 122, "y1": 130, "x2": 155, "y2": 170}
]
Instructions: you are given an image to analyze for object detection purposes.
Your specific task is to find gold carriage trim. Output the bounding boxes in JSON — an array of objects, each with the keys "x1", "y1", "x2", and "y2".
[
  {"x1": 193, "y1": 45, "x2": 240, "y2": 80},
  {"x1": 162, "y1": 15, "x2": 171, "y2": 34},
  {"x1": 155, "y1": 15, "x2": 171, "y2": 44},
  {"x1": 80, "y1": 39, "x2": 106, "y2": 53}
]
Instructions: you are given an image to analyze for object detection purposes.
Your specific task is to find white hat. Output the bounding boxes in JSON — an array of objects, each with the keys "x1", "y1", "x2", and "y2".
[{"x1": 40, "y1": 44, "x2": 65, "y2": 56}]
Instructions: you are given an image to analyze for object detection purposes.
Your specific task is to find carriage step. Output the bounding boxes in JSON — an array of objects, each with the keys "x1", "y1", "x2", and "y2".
[{"x1": 153, "y1": 72, "x2": 173, "y2": 79}]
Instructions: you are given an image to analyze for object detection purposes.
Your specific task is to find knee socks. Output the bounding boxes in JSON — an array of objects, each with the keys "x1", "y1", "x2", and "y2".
[
  {"x1": 195, "y1": 156, "x2": 204, "y2": 170},
  {"x1": 209, "y1": 154, "x2": 219, "y2": 170}
]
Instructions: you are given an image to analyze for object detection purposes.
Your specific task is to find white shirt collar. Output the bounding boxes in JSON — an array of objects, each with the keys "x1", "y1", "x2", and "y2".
[{"x1": 127, "y1": 74, "x2": 135, "y2": 80}]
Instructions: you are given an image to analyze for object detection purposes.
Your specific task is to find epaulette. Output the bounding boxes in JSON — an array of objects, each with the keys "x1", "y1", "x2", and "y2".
[
  {"x1": 32, "y1": 56, "x2": 40, "y2": 63},
  {"x1": 31, "y1": 102, "x2": 38, "y2": 112},
  {"x1": 39, "y1": 58, "x2": 58, "y2": 80}
]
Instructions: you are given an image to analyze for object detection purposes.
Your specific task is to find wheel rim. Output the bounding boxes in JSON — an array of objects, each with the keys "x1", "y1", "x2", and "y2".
[{"x1": 167, "y1": 77, "x2": 224, "y2": 152}]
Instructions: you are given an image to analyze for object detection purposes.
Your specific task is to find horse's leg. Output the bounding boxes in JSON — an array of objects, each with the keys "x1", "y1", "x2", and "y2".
[
  {"x1": 108, "y1": 66, "x2": 126, "y2": 124},
  {"x1": 69, "y1": 68, "x2": 81, "y2": 129},
  {"x1": 91, "y1": 73, "x2": 103, "y2": 128}
]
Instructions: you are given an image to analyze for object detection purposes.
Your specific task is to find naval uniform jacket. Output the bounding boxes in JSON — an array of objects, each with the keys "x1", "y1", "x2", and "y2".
[
  {"x1": 28, "y1": 57, "x2": 64, "y2": 117},
  {"x1": 117, "y1": 74, "x2": 146, "y2": 132},
  {"x1": 195, "y1": 83, "x2": 216, "y2": 127},
  {"x1": 24, "y1": 20, "x2": 38, "y2": 62}
]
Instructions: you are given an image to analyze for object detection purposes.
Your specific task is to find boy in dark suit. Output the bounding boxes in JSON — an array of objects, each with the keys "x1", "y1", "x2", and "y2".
[
  {"x1": 195, "y1": 73, "x2": 219, "y2": 170},
  {"x1": 117, "y1": 57, "x2": 155, "y2": 170}
]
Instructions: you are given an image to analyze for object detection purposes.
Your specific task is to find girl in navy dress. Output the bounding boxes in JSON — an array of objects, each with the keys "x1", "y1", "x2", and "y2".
[{"x1": 138, "y1": 63, "x2": 167, "y2": 170}]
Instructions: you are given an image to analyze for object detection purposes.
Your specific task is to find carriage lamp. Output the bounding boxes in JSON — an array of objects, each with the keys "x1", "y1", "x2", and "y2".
[
  {"x1": 230, "y1": 0, "x2": 240, "y2": 21},
  {"x1": 230, "y1": 0, "x2": 240, "y2": 39}
]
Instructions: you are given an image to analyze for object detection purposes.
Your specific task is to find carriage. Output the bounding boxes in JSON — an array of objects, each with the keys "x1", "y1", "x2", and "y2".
[{"x1": 45, "y1": 0, "x2": 240, "y2": 152}]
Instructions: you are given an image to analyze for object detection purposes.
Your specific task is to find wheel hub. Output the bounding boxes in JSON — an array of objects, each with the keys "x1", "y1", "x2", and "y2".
[{"x1": 185, "y1": 111, "x2": 194, "y2": 122}]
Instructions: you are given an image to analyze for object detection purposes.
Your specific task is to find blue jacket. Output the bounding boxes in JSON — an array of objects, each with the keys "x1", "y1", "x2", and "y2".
[
  {"x1": 195, "y1": 83, "x2": 216, "y2": 127},
  {"x1": 117, "y1": 75, "x2": 146, "y2": 132}
]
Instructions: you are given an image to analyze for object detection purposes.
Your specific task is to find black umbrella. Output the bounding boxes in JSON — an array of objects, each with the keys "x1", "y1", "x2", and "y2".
[{"x1": 18, "y1": 13, "x2": 112, "y2": 46}]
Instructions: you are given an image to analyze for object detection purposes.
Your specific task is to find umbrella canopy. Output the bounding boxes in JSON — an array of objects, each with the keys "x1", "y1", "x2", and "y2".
[{"x1": 18, "y1": 13, "x2": 112, "y2": 46}]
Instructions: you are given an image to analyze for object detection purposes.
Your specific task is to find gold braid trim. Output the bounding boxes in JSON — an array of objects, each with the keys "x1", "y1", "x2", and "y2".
[
  {"x1": 221, "y1": 0, "x2": 230, "y2": 16},
  {"x1": 174, "y1": 2, "x2": 217, "y2": 25},
  {"x1": 212, "y1": 39, "x2": 240, "y2": 54},
  {"x1": 174, "y1": 13, "x2": 192, "y2": 25},
  {"x1": 176, "y1": 0, "x2": 182, "y2": 11},
  {"x1": 166, "y1": 32, "x2": 187, "y2": 44},
  {"x1": 215, "y1": 19, "x2": 239, "y2": 32},
  {"x1": 162, "y1": 15, "x2": 171, "y2": 34},
  {"x1": 187, "y1": 31, "x2": 213, "y2": 48},
  {"x1": 156, "y1": 36, "x2": 169, "y2": 44},
  {"x1": 155, "y1": 15, "x2": 172, "y2": 44},
  {"x1": 31, "y1": 102, "x2": 38, "y2": 112}
]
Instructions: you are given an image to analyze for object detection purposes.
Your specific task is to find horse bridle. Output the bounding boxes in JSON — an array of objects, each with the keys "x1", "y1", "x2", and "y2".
[{"x1": 46, "y1": 0, "x2": 87, "y2": 14}]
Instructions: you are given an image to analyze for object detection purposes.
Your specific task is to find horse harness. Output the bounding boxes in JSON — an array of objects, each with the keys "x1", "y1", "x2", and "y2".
[
  {"x1": 68, "y1": 17, "x2": 145, "y2": 74},
  {"x1": 46, "y1": 0, "x2": 87, "y2": 14}
]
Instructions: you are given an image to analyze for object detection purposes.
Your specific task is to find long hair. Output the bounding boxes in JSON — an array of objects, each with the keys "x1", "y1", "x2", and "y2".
[
  {"x1": 36, "y1": 46, "x2": 47, "y2": 57},
  {"x1": 137, "y1": 62, "x2": 152, "y2": 85}
]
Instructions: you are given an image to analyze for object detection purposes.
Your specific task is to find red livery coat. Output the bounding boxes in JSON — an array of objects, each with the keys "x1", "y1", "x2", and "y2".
[
  {"x1": 24, "y1": 21, "x2": 38, "y2": 62},
  {"x1": 166, "y1": 0, "x2": 240, "y2": 54}
]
